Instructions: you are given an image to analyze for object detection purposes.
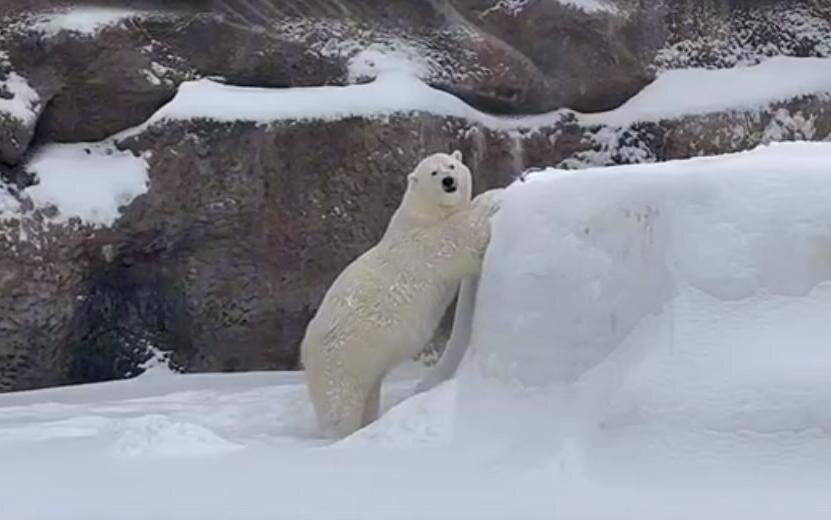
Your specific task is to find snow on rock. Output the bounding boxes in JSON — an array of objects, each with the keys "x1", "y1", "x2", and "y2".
[
  {"x1": 555, "y1": 0, "x2": 618, "y2": 14},
  {"x1": 459, "y1": 142, "x2": 831, "y2": 489},
  {"x1": 762, "y1": 107, "x2": 817, "y2": 143},
  {"x1": 127, "y1": 72, "x2": 567, "y2": 133},
  {"x1": 347, "y1": 45, "x2": 431, "y2": 83},
  {"x1": 481, "y1": 0, "x2": 617, "y2": 17},
  {"x1": 27, "y1": 7, "x2": 169, "y2": 37},
  {"x1": 23, "y1": 143, "x2": 149, "y2": 226},
  {"x1": 0, "y1": 181, "x2": 20, "y2": 218},
  {"x1": 654, "y1": 5, "x2": 831, "y2": 71},
  {"x1": 583, "y1": 56, "x2": 831, "y2": 127},
  {"x1": 0, "y1": 69, "x2": 40, "y2": 126},
  {"x1": 480, "y1": 0, "x2": 533, "y2": 17},
  {"x1": 123, "y1": 55, "x2": 831, "y2": 140}
]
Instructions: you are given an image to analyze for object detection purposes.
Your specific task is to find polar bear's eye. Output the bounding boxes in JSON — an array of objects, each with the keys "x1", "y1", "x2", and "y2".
[
  {"x1": 431, "y1": 171, "x2": 438, "y2": 176},
  {"x1": 449, "y1": 164, "x2": 455, "y2": 170}
]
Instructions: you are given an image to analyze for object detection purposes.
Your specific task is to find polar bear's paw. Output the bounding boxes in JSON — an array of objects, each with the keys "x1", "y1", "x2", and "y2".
[{"x1": 472, "y1": 188, "x2": 504, "y2": 220}]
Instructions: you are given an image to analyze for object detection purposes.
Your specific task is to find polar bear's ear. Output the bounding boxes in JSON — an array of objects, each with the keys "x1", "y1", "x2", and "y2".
[
  {"x1": 451, "y1": 150, "x2": 463, "y2": 161},
  {"x1": 407, "y1": 172, "x2": 418, "y2": 185}
]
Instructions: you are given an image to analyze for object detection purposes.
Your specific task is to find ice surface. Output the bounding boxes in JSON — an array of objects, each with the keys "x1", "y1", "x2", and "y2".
[
  {"x1": 23, "y1": 143, "x2": 149, "y2": 226},
  {"x1": 583, "y1": 56, "x2": 831, "y2": 126},
  {"x1": 2, "y1": 143, "x2": 831, "y2": 519}
]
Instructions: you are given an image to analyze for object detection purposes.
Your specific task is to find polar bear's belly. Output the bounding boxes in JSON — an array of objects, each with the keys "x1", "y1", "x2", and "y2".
[{"x1": 324, "y1": 257, "x2": 459, "y2": 366}]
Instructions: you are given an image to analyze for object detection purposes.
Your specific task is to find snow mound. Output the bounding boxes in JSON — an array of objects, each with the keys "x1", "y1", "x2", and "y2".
[
  {"x1": 23, "y1": 143, "x2": 149, "y2": 226},
  {"x1": 337, "y1": 380, "x2": 458, "y2": 449},
  {"x1": 460, "y1": 142, "x2": 831, "y2": 483},
  {"x1": 584, "y1": 56, "x2": 831, "y2": 126},
  {"x1": 110, "y1": 415, "x2": 243, "y2": 458}
]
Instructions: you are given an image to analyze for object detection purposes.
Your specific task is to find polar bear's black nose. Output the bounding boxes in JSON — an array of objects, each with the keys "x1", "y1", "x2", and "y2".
[{"x1": 442, "y1": 176, "x2": 457, "y2": 193}]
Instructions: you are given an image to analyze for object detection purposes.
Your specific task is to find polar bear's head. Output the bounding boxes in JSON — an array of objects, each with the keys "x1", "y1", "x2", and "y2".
[
  {"x1": 384, "y1": 150, "x2": 475, "y2": 237},
  {"x1": 406, "y1": 150, "x2": 472, "y2": 210}
]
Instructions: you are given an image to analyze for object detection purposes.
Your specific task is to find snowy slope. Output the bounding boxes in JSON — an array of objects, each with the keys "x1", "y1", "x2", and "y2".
[{"x1": 2, "y1": 142, "x2": 830, "y2": 519}]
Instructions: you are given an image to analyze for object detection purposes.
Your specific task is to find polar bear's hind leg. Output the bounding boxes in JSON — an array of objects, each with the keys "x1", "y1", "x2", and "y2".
[
  {"x1": 361, "y1": 380, "x2": 382, "y2": 427},
  {"x1": 306, "y1": 363, "x2": 368, "y2": 438},
  {"x1": 327, "y1": 378, "x2": 371, "y2": 438}
]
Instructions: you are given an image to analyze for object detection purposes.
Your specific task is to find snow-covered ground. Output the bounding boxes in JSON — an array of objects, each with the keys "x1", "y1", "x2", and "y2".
[{"x1": 2, "y1": 142, "x2": 831, "y2": 519}]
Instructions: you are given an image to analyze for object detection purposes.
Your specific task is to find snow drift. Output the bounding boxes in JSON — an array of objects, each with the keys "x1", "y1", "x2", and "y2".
[{"x1": 453, "y1": 141, "x2": 831, "y2": 516}]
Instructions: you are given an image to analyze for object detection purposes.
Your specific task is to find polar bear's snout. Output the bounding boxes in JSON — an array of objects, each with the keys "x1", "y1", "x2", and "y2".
[{"x1": 441, "y1": 176, "x2": 457, "y2": 193}]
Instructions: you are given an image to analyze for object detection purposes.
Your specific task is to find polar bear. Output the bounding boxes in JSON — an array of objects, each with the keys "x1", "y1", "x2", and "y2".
[{"x1": 301, "y1": 150, "x2": 501, "y2": 438}]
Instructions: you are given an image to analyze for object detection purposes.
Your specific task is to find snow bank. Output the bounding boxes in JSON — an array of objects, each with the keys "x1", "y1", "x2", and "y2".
[
  {"x1": 584, "y1": 56, "x2": 831, "y2": 126},
  {"x1": 28, "y1": 7, "x2": 169, "y2": 37},
  {"x1": 456, "y1": 142, "x2": 831, "y2": 513},
  {"x1": 23, "y1": 143, "x2": 149, "y2": 226},
  {"x1": 471, "y1": 141, "x2": 831, "y2": 386}
]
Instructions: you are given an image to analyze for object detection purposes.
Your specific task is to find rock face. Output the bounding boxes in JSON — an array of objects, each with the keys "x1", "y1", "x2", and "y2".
[{"x1": 1, "y1": 0, "x2": 830, "y2": 391}]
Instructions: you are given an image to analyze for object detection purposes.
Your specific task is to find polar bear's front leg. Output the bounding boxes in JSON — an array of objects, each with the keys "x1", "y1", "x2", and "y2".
[{"x1": 414, "y1": 274, "x2": 480, "y2": 393}]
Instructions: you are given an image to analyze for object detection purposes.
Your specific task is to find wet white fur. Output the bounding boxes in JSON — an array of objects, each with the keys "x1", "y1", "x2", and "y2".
[{"x1": 302, "y1": 151, "x2": 500, "y2": 438}]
